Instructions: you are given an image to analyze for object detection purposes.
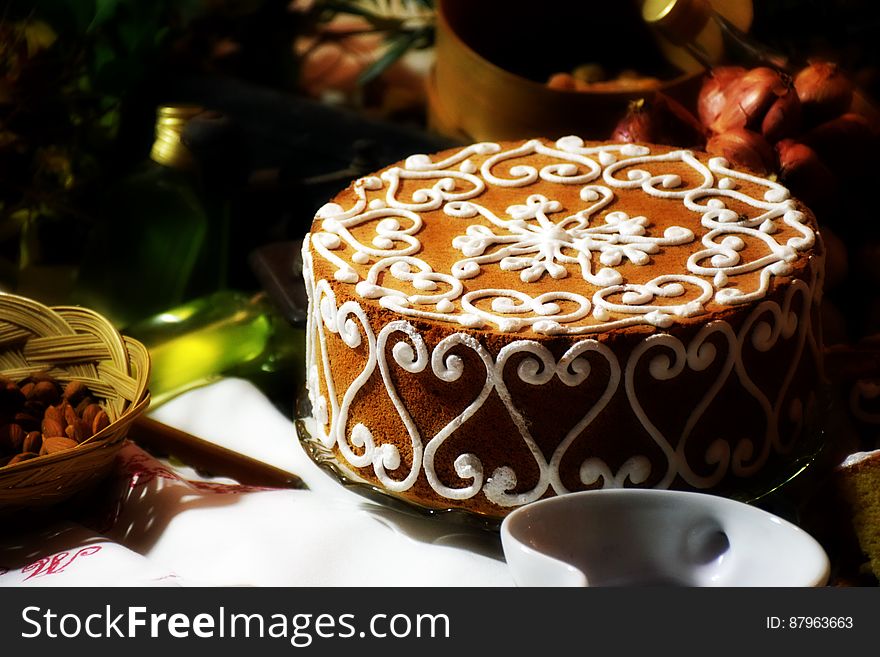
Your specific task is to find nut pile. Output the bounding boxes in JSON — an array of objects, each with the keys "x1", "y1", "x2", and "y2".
[{"x1": 0, "y1": 374, "x2": 109, "y2": 468}]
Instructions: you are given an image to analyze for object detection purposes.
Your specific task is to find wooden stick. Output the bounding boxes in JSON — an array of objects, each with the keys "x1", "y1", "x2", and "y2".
[{"x1": 127, "y1": 415, "x2": 306, "y2": 490}]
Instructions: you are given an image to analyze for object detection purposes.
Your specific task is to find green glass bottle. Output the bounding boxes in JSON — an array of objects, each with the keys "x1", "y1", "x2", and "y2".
[
  {"x1": 73, "y1": 105, "x2": 210, "y2": 329},
  {"x1": 125, "y1": 290, "x2": 306, "y2": 408}
]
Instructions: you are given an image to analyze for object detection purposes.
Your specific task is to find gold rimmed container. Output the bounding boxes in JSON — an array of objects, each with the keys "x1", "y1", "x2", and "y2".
[{"x1": 428, "y1": 0, "x2": 708, "y2": 142}]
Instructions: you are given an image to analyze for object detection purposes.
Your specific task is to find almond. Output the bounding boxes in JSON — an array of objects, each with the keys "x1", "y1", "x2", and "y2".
[
  {"x1": 23, "y1": 431, "x2": 42, "y2": 454},
  {"x1": 91, "y1": 410, "x2": 110, "y2": 435},
  {"x1": 19, "y1": 382, "x2": 34, "y2": 398},
  {"x1": 13, "y1": 412, "x2": 39, "y2": 432},
  {"x1": 61, "y1": 401, "x2": 77, "y2": 428},
  {"x1": 41, "y1": 417, "x2": 64, "y2": 438},
  {"x1": 43, "y1": 404, "x2": 63, "y2": 425},
  {"x1": 8, "y1": 451, "x2": 38, "y2": 465},
  {"x1": 64, "y1": 420, "x2": 88, "y2": 443},
  {"x1": 74, "y1": 419, "x2": 91, "y2": 443},
  {"x1": 23, "y1": 400, "x2": 46, "y2": 417},
  {"x1": 40, "y1": 436, "x2": 78, "y2": 455},
  {"x1": 75, "y1": 396, "x2": 95, "y2": 415},
  {"x1": 30, "y1": 380, "x2": 60, "y2": 405},
  {"x1": 63, "y1": 380, "x2": 88, "y2": 404},
  {"x1": 0, "y1": 423, "x2": 25, "y2": 452},
  {"x1": 0, "y1": 384, "x2": 24, "y2": 416},
  {"x1": 82, "y1": 403, "x2": 102, "y2": 429}
]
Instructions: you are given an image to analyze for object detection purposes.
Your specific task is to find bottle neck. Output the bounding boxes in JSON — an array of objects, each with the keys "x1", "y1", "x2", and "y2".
[
  {"x1": 642, "y1": 0, "x2": 791, "y2": 72},
  {"x1": 642, "y1": 0, "x2": 712, "y2": 47},
  {"x1": 150, "y1": 105, "x2": 204, "y2": 170}
]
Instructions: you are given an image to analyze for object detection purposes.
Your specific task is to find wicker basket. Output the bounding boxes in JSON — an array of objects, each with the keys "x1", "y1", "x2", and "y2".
[{"x1": 0, "y1": 292, "x2": 151, "y2": 515}]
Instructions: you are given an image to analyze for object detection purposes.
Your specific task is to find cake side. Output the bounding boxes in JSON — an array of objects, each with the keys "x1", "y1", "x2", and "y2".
[
  {"x1": 836, "y1": 450, "x2": 880, "y2": 580},
  {"x1": 303, "y1": 137, "x2": 824, "y2": 517}
]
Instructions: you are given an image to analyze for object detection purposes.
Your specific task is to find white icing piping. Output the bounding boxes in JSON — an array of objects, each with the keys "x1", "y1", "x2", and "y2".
[
  {"x1": 480, "y1": 138, "x2": 602, "y2": 187},
  {"x1": 446, "y1": 192, "x2": 695, "y2": 286},
  {"x1": 404, "y1": 142, "x2": 501, "y2": 171},
  {"x1": 728, "y1": 277, "x2": 813, "y2": 476},
  {"x1": 303, "y1": 257, "x2": 821, "y2": 507},
  {"x1": 373, "y1": 321, "x2": 428, "y2": 491},
  {"x1": 310, "y1": 139, "x2": 816, "y2": 336},
  {"x1": 548, "y1": 340, "x2": 622, "y2": 493},
  {"x1": 603, "y1": 149, "x2": 714, "y2": 199},
  {"x1": 380, "y1": 167, "x2": 485, "y2": 212},
  {"x1": 421, "y1": 333, "x2": 492, "y2": 499},
  {"x1": 355, "y1": 256, "x2": 463, "y2": 309}
]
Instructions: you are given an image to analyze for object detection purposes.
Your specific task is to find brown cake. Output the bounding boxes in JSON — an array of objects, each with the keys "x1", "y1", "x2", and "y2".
[
  {"x1": 302, "y1": 136, "x2": 825, "y2": 518},
  {"x1": 836, "y1": 449, "x2": 880, "y2": 579}
]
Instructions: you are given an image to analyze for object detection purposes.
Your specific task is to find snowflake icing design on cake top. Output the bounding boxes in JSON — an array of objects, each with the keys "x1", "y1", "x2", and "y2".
[{"x1": 309, "y1": 137, "x2": 816, "y2": 335}]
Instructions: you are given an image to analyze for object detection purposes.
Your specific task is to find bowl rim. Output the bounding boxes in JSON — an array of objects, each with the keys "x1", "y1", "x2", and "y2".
[
  {"x1": 500, "y1": 488, "x2": 831, "y2": 587},
  {"x1": 435, "y1": 0, "x2": 703, "y2": 97}
]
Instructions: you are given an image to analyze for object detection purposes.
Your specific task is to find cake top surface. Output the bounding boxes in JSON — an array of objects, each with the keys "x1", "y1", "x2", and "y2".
[{"x1": 307, "y1": 137, "x2": 818, "y2": 336}]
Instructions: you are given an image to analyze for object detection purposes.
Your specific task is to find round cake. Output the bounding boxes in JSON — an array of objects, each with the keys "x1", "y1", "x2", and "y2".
[{"x1": 301, "y1": 136, "x2": 825, "y2": 518}]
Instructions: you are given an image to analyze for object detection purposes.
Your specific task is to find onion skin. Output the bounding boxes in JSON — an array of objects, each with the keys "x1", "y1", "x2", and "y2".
[
  {"x1": 611, "y1": 99, "x2": 654, "y2": 143},
  {"x1": 761, "y1": 88, "x2": 802, "y2": 143},
  {"x1": 697, "y1": 66, "x2": 747, "y2": 129},
  {"x1": 775, "y1": 139, "x2": 837, "y2": 213},
  {"x1": 805, "y1": 112, "x2": 876, "y2": 170},
  {"x1": 611, "y1": 93, "x2": 706, "y2": 148},
  {"x1": 820, "y1": 225, "x2": 849, "y2": 292},
  {"x1": 700, "y1": 67, "x2": 788, "y2": 134},
  {"x1": 706, "y1": 128, "x2": 776, "y2": 174},
  {"x1": 794, "y1": 60, "x2": 854, "y2": 127},
  {"x1": 653, "y1": 92, "x2": 707, "y2": 148}
]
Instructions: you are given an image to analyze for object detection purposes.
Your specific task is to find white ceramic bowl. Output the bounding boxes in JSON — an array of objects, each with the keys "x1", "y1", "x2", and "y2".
[{"x1": 500, "y1": 489, "x2": 830, "y2": 587}]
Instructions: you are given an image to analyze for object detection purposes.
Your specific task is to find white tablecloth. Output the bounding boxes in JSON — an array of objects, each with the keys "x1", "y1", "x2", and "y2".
[{"x1": 0, "y1": 378, "x2": 514, "y2": 587}]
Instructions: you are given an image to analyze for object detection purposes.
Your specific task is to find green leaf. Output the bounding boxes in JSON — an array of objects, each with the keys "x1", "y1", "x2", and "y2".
[
  {"x1": 316, "y1": 1, "x2": 400, "y2": 30},
  {"x1": 21, "y1": 0, "x2": 97, "y2": 38},
  {"x1": 357, "y1": 30, "x2": 419, "y2": 86},
  {"x1": 88, "y1": 0, "x2": 124, "y2": 32}
]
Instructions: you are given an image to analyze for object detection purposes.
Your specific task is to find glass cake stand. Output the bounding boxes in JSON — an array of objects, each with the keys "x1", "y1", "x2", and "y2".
[
  {"x1": 294, "y1": 390, "x2": 506, "y2": 532},
  {"x1": 293, "y1": 385, "x2": 839, "y2": 533}
]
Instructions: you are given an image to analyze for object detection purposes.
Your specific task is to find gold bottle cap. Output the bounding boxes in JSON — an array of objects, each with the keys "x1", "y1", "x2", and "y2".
[
  {"x1": 150, "y1": 105, "x2": 205, "y2": 169},
  {"x1": 642, "y1": 0, "x2": 712, "y2": 46}
]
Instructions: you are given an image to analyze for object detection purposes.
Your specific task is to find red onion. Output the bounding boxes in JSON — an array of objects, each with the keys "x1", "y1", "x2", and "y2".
[
  {"x1": 611, "y1": 98, "x2": 654, "y2": 143},
  {"x1": 653, "y1": 92, "x2": 707, "y2": 148},
  {"x1": 804, "y1": 112, "x2": 875, "y2": 169},
  {"x1": 775, "y1": 139, "x2": 837, "y2": 211},
  {"x1": 697, "y1": 66, "x2": 747, "y2": 129},
  {"x1": 706, "y1": 128, "x2": 776, "y2": 174},
  {"x1": 761, "y1": 88, "x2": 801, "y2": 143},
  {"x1": 849, "y1": 89, "x2": 880, "y2": 135},
  {"x1": 820, "y1": 225, "x2": 848, "y2": 292},
  {"x1": 794, "y1": 60, "x2": 854, "y2": 127},
  {"x1": 611, "y1": 93, "x2": 706, "y2": 148},
  {"x1": 699, "y1": 67, "x2": 789, "y2": 134}
]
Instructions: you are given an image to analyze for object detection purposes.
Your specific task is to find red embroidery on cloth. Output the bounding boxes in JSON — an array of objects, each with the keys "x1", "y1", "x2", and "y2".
[
  {"x1": 21, "y1": 546, "x2": 102, "y2": 580},
  {"x1": 117, "y1": 443, "x2": 278, "y2": 493},
  {"x1": 82, "y1": 443, "x2": 280, "y2": 534}
]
